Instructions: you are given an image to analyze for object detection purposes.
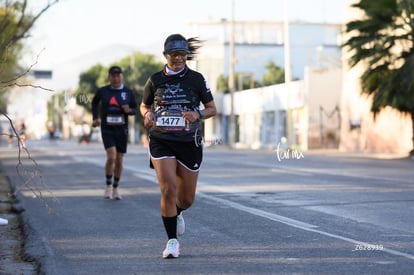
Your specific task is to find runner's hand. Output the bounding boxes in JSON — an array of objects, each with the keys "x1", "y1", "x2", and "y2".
[
  {"x1": 181, "y1": 111, "x2": 199, "y2": 123},
  {"x1": 144, "y1": 112, "x2": 154, "y2": 128},
  {"x1": 122, "y1": 104, "x2": 130, "y2": 113},
  {"x1": 92, "y1": 119, "x2": 101, "y2": 127}
]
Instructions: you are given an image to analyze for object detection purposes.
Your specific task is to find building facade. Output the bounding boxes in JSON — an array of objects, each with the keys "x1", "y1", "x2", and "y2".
[{"x1": 191, "y1": 20, "x2": 343, "y2": 150}]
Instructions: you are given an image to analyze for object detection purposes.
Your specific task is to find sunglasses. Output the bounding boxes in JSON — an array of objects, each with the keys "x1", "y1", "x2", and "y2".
[{"x1": 168, "y1": 51, "x2": 187, "y2": 57}]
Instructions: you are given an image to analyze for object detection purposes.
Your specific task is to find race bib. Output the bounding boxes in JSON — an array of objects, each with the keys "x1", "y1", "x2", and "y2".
[
  {"x1": 106, "y1": 114, "x2": 125, "y2": 125},
  {"x1": 156, "y1": 115, "x2": 187, "y2": 131}
]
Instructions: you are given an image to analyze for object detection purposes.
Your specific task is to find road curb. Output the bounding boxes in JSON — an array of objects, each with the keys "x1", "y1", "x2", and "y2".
[{"x1": 0, "y1": 170, "x2": 37, "y2": 274}]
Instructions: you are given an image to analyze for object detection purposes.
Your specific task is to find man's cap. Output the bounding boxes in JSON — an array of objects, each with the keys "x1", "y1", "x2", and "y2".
[
  {"x1": 164, "y1": 34, "x2": 190, "y2": 54},
  {"x1": 108, "y1": 66, "x2": 123, "y2": 74}
]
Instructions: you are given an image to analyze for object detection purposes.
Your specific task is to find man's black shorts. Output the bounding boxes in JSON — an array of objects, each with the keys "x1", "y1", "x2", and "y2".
[
  {"x1": 149, "y1": 137, "x2": 203, "y2": 172},
  {"x1": 101, "y1": 127, "x2": 128, "y2": 153}
]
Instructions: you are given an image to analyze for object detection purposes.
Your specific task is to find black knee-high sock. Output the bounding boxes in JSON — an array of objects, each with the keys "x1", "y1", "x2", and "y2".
[
  {"x1": 106, "y1": 175, "x2": 112, "y2": 186},
  {"x1": 176, "y1": 205, "x2": 185, "y2": 216},
  {"x1": 162, "y1": 216, "x2": 177, "y2": 239},
  {"x1": 113, "y1": 177, "x2": 120, "y2": 188}
]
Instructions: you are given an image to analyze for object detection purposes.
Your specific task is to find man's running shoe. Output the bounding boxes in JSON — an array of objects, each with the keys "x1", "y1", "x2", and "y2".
[
  {"x1": 112, "y1": 188, "x2": 122, "y2": 200},
  {"x1": 162, "y1": 238, "x2": 180, "y2": 259},
  {"x1": 104, "y1": 185, "x2": 112, "y2": 199},
  {"x1": 177, "y1": 212, "x2": 185, "y2": 236}
]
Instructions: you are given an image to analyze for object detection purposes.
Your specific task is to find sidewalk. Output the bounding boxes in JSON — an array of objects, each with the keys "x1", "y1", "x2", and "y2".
[{"x1": 0, "y1": 172, "x2": 36, "y2": 274}]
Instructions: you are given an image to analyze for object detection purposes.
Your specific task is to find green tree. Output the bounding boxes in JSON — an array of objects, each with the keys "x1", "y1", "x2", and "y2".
[
  {"x1": 75, "y1": 64, "x2": 106, "y2": 113},
  {"x1": 216, "y1": 60, "x2": 285, "y2": 93},
  {"x1": 116, "y1": 52, "x2": 163, "y2": 103},
  {"x1": 343, "y1": 0, "x2": 414, "y2": 156},
  {"x1": 216, "y1": 73, "x2": 260, "y2": 93},
  {"x1": 216, "y1": 74, "x2": 229, "y2": 93},
  {"x1": 261, "y1": 60, "x2": 285, "y2": 86},
  {"x1": 0, "y1": 0, "x2": 59, "y2": 111},
  {"x1": 1, "y1": 0, "x2": 60, "y2": 212},
  {"x1": 74, "y1": 52, "x2": 163, "y2": 131}
]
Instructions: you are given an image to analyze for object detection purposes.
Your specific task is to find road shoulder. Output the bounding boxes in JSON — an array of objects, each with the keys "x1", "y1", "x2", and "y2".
[{"x1": 0, "y1": 171, "x2": 37, "y2": 274}]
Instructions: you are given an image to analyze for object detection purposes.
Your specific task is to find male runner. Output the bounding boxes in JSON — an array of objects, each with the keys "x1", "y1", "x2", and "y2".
[{"x1": 92, "y1": 66, "x2": 137, "y2": 200}]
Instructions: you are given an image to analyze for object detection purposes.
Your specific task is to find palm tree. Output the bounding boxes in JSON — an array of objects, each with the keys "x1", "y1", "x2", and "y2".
[{"x1": 343, "y1": 0, "x2": 414, "y2": 156}]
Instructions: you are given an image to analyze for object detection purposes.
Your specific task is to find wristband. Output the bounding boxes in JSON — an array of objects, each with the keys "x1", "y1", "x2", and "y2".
[{"x1": 197, "y1": 109, "x2": 204, "y2": 119}]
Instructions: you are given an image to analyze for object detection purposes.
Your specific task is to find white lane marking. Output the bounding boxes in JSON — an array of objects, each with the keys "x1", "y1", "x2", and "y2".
[
  {"x1": 73, "y1": 155, "x2": 414, "y2": 261},
  {"x1": 197, "y1": 192, "x2": 317, "y2": 229},
  {"x1": 196, "y1": 191, "x2": 414, "y2": 261}
]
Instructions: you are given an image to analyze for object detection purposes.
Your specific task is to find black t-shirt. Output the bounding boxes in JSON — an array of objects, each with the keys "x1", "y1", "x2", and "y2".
[
  {"x1": 142, "y1": 66, "x2": 214, "y2": 142},
  {"x1": 92, "y1": 85, "x2": 137, "y2": 130}
]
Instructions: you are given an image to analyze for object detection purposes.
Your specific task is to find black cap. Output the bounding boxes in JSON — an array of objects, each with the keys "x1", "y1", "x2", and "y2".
[
  {"x1": 164, "y1": 34, "x2": 190, "y2": 54},
  {"x1": 108, "y1": 66, "x2": 122, "y2": 74}
]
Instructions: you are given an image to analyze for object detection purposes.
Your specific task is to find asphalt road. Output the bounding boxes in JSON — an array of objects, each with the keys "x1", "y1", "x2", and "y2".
[{"x1": 1, "y1": 139, "x2": 413, "y2": 274}]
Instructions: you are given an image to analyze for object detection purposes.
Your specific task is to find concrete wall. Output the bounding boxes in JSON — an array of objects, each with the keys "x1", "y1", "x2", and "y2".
[{"x1": 305, "y1": 67, "x2": 342, "y2": 149}]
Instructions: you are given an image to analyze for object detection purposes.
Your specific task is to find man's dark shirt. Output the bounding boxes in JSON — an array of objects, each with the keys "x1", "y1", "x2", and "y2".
[{"x1": 92, "y1": 85, "x2": 137, "y2": 131}]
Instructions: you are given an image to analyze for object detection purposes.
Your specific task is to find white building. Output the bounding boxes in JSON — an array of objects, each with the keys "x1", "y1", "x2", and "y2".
[
  {"x1": 194, "y1": 10, "x2": 412, "y2": 155},
  {"x1": 193, "y1": 20, "x2": 342, "y2": 91},
  {"x1": 191, "y1": 20, "x2": 343, "y2": 150}
]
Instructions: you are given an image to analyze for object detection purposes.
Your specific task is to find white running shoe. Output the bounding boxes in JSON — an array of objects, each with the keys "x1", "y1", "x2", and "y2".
[
  {"x1": 112, "y1": 188, "x2": 122, "y2": 200},
  {"x1": 162, "y1": 238, "x2": 180, "y2": 259},
  {"x1": 177, "y1": 213, "x2": 185, "y2": 236},
  {"x1": 104, "y1": 185, "x2": 112, "y2": 199}
]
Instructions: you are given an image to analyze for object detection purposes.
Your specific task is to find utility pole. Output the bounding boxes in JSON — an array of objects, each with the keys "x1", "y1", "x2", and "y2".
[
  {"x1": 283, "y1": 0, "x2": 293, "y2": 148},
  {"x1": 228, "y1": 0, "x2": 236, "y2": 147}
]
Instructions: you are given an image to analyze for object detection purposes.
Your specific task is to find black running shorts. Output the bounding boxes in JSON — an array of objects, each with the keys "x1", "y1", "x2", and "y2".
[
  {"x1": 149, "y1": 137, "x2": 203, "y2": 172},
  {"x1": 101, "y1": 127, "x2": 128, "y2": 153}
]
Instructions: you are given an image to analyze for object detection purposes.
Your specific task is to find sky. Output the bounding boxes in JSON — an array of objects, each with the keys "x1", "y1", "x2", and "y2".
[{"x1": 25, "y1": 0, "x2": 350, "y2": 70}]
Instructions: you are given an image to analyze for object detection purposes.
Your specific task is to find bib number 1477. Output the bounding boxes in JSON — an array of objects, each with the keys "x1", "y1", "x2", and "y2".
[{"x1": 156, "y1": 116, "x2": 186, "y2": 127}]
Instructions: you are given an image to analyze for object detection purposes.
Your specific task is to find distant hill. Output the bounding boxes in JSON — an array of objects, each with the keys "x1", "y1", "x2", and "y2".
[{"x1": 47, "y1": 42, "x2": 163, "y2": 91}]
